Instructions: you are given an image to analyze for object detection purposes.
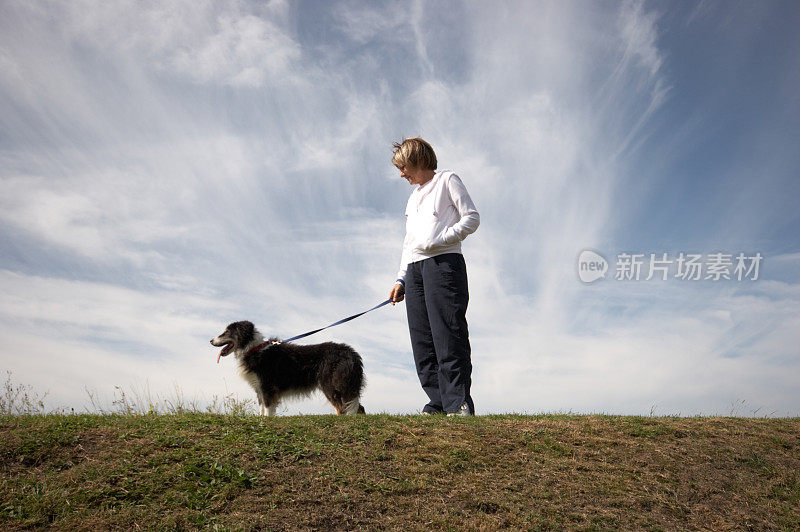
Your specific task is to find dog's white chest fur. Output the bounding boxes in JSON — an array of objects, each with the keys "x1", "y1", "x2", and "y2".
[
  {"x1": 239, "y1": 368, "x2": 261, "y2": 395},
  {"x1": 235, "y1": 336, "x2": 276, "y2": 416}
]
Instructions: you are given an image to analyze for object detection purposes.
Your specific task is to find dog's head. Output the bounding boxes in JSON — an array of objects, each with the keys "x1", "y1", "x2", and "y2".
[{"x1": 210, "y1": 321, "x2": 256, "y2": 361}]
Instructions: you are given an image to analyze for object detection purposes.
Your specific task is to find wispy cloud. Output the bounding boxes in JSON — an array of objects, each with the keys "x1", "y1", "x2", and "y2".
[{"x1": 56, "y1": 0, "x2": 302, "y2": 87}]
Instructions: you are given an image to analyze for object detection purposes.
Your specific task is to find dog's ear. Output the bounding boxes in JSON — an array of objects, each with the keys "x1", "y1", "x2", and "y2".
[{"x1": 230, "y1": 321, "x2": 255, "y2": 346}]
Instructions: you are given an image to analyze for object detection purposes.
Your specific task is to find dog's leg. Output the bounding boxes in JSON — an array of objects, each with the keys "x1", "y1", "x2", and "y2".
[
  {"x1": 257, "y1": 392, "x2": 268, "y2": 416},
  {"x1": 343, "y1": 398, "x2": 362, "y2": 415},
  {"x1": 261, "y1": 392, "x2": 278, "y2": 417}
]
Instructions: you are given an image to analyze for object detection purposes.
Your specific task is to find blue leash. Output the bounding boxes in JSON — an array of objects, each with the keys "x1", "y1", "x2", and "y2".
[
  {"x1": 245, "y1": 298, "x2": 393, "y2": 355},
  {"x1": 283, "y1": 298, "x2": 393, "y2": 343}
]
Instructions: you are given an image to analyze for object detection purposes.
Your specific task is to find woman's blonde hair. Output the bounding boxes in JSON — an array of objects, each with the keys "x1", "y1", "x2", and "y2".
[{"x1": 391, "y1": 137, "x2": 437, "y2": 171}]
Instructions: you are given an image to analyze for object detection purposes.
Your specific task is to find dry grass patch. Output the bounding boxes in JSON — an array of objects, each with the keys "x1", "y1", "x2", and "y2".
[{"x1": 1, "y1": 414, "x2": 798, "y2": 530}]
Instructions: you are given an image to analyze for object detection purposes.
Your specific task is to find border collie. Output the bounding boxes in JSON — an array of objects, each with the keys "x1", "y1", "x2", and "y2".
[{"x1": 210, "y1": 321, "x2": 365, "y2": 416}]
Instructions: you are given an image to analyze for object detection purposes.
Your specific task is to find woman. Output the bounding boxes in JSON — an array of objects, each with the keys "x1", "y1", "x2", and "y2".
[{"x1": 388, "y1": 138, "x2": 480, "y2": 416}]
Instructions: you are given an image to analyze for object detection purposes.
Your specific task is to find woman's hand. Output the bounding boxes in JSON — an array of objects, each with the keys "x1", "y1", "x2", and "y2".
[{"x1": 389, "y1": 282, "x2": 405, "y2": 305}]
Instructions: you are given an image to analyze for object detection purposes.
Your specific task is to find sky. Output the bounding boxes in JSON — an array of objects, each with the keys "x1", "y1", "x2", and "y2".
[{"x1": 1, "y1": 0, "x2": 798, "y2": 416}]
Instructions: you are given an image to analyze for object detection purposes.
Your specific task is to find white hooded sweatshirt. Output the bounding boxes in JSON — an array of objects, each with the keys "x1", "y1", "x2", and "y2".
[{"x1": 396, "y1": 170, "x2": 480, "y2": 283}]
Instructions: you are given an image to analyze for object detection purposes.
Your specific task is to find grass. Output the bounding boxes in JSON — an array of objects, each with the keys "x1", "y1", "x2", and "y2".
[{"x1": 1, "y1": 413, "x2": 799, "y2": 530}]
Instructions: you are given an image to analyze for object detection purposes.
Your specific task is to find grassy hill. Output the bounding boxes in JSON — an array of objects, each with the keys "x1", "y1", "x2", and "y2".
[{"x1": 1, "y1": 414, "x2": 798, "y2": 530}]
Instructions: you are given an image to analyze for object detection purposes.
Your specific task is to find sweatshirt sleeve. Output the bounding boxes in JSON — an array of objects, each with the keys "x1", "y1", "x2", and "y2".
[
  {"x1": 396, "y1": 231, "x2": 413, "y2": 284},
  {"x1": 395, "y1": 195, "x2": 414, "y2": 284},
  {"x1": 444, "y1": 174, "x2": 480, "y2": 243}
]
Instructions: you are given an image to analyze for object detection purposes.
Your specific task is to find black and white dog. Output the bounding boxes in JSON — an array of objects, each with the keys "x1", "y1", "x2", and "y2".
[{"x1": 210, "y1": 321, "x2": 366, "y2": 416}]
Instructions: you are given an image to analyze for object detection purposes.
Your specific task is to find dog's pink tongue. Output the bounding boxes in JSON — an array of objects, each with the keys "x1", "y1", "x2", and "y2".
[{"x1": 217, "y1": 351, "x2": 223, "y2": 364}]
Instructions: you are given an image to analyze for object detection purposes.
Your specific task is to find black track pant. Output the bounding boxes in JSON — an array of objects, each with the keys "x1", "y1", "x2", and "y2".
[{"x1": 405, "y1": 253, "x2": 474, "y2": 414}]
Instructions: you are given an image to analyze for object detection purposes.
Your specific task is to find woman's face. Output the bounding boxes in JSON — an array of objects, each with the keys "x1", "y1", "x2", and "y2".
[{"x1": 397, "y1": 164, "x2": 433, "y2": 186}]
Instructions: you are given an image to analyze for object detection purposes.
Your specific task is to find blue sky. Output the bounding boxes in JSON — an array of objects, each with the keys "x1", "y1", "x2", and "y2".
[{"x1": 1, "y1": 0, "x2": 798, "y2": 415}]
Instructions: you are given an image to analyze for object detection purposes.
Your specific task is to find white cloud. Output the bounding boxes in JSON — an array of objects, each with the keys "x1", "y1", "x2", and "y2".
[
  {"x1": 0, "y1": 132, "x2": 269, "y2": 268},
  {"x1": 170, "y1": 11, "x2": 301, "y2": 87},
  {"x1": 466, "y1": 275, "x2": 800, "y2": 416},
  {"x1": 53, "y1": 0, "x2": 301, "y2": 88},
  {"x1": 330, "y1": 0, "x2": 411, "y2": 45},
  {"x1": 618, "y1": 0, "x2": 664, "y2": 77}
]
